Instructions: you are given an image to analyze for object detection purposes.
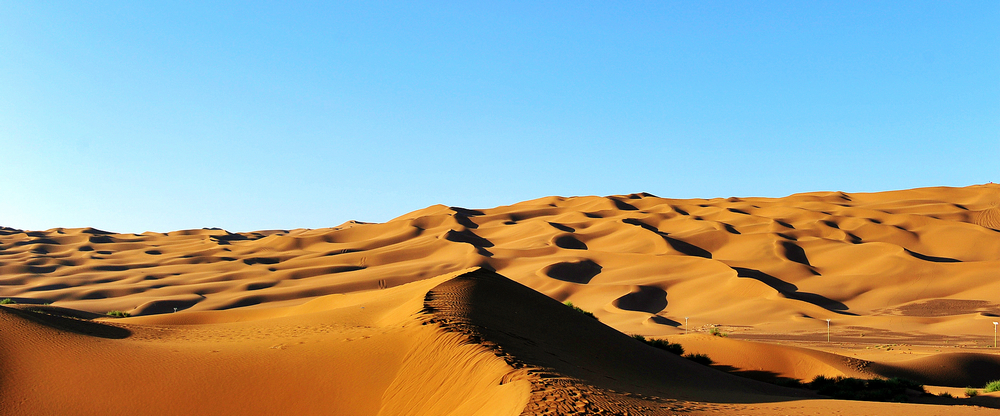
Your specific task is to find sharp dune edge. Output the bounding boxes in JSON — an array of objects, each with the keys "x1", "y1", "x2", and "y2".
[{"x1": 2, "y1": 185, "x2": 1000, "y2": 415}]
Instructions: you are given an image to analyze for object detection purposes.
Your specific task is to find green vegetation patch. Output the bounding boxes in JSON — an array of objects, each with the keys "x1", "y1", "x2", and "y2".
[
  {"x1": 106, "y1": 310, "x2": 131, "y2": 318},
  {"x1": 563, "y1": 302, "x2": 598, "y2": 321},
  {"x1": 809, "y1": 376, "x2": 924, "y2": 402},
  {"x1": 631, "y1": 334, "x2": 684, "y2": 355},
  {"x1": 684, "y1": 353, "x2": 713, "y2": 365},
  {"x1": 984, "y1": 380, "x2": 1000, "y2": 393}
]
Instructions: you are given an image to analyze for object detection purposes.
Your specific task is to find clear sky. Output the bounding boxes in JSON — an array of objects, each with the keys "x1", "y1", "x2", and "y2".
[{"x1": 3, "y1": 2, "x2": 998, "y2": 233}]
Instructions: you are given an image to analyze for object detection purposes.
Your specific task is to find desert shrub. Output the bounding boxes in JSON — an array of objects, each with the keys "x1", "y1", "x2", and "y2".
[
  {"x1": 985, "y1": 380, "x2": 1000, "y2": 393},
  {"x1": 685, "y1": 353, "x2": 713, "y2": 365},
  {"x1": 106, "y1": 310, "x2": 131, "y2": 318},
  {"x1": 709, "y1": 327, "x2": 727, "y2": 337},
  {"x1": 631, "y1": 334, "x2": 684, "y2": 355},
  {"x1": 937, "y1": 392, "x2": 953, "y2": 398},
  {"x1": 808, "y1": 376, "x2": 924, "y2": 402},
  {"x1": 0, "y1": 298, "x2": 15, "y2": 305},
  {"x1": 564, "y1": 302, "x2": 598, "y2": 321},
  {"x1": 647, "y1": 338, "x2": 684, "y2": 355},
  {"x1": 966, "y1": 387, "x2": 979, "y2": 397}
]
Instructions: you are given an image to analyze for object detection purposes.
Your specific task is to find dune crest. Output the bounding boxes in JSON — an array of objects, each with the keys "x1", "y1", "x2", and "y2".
[{"x1": 0, "y1": 268, "x2": 532, "y2": 415}]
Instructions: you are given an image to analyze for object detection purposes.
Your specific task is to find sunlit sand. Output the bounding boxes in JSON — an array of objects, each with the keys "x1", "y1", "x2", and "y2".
[{"x1": 3, "y1": 185, "x2": 1000, "y2": 415}]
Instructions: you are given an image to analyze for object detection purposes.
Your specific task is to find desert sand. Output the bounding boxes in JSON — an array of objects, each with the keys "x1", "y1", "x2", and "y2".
[{"x1": 3, "y1": 184, "x2": 1000, "y2": 415}]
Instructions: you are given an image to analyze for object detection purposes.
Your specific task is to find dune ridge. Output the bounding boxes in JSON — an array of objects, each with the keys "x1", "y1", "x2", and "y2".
[{"x1": 0, "y1": 268, "x2": 532, "y2": 416}]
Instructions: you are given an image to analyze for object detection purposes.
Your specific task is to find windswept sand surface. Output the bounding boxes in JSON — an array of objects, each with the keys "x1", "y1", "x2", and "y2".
[{"x1": 3, "y1": 185, "x2": 1000, "y2": 415}]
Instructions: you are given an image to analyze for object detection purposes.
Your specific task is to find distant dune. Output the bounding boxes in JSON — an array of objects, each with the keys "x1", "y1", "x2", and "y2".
[{"x1": 3, "y1": 185, "x2": 1000, "y2": 415}]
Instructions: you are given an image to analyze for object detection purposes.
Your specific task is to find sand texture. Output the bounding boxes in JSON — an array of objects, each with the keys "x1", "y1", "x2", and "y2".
[{"x1": 3, "y1": 184, "x2": 1000, "y2": 415}]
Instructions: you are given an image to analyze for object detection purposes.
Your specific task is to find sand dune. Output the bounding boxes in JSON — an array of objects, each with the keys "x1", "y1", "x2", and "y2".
[
  {"x1": 3, "y1": 185, "x2": 1000, "y2": 415},
  {"x1": 1, "y1": 269, "x2": 531, "y2": 415},
  {"x1": 868, "y1": 353, "x2": 1000, "y2": 388},
  {"x1": 670, "y1": 334, "x2": 874, "y2": 382}
]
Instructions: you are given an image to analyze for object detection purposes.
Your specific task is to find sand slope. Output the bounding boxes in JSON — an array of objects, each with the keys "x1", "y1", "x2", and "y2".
[{"x1": 670, "y1": 334, "x2": 875, "y2": 382}]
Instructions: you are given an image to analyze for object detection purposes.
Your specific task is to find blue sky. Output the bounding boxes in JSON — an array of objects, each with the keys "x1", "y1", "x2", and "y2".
[{"x1": 2, "y1": 1, "x2": 997, "y2": 233}]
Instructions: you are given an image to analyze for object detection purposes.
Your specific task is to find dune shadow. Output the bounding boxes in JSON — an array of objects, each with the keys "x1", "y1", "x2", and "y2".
[
  {"x1": 450, "y1": 207, "x2": 485, "y2": 217},
  {"x1": 422, "y1": 268, "x2": 815, "y2": 405},
  {"x1": 133, "y1": 298, "x2": 203, "y2": 315},
  {"x1": 453, "y1": 214, "x2": 479, "y2": 229},
  {"x1": 445, "y1": 229, "x2": 495, "y2": 257},
  {"x1": 545, "y1": 260, "x2": 602, "y2": 284},
  {"x1": 710, "y1": 364, "x2": 805, "y2": 387},
  {"x1": 622, "y1": 218, "x2": 712, "y2": 259},
  {"x1": 967, "y1": 396, "x2": 1000, "y2": 410},
  {"x1": 780, "y1": 241, "x2": 810, "y2": 266},
  {"x1": 610, "y1": 198, "x2": 639, "y2": 211},
  {"x1": 445, "y1": 229, "x2": 494, "y2": 248},
  {"x1": 548, "y1": 222, "x2": 575, "y2": 232},
  {"x1": 554, "y1": 235, "x2": 587, "y2": 250},
  {"x1": 733, "y1": 267, "x2": 854, "y2": 314},
  {"x1": 867, "y1": 353, "x2": 1000, "y2": 388},
  {"x1": 846, "y1": 232, "x2": 862, "y2": 244},
  {"x1": 26, "y1": 264, "x2": 60, "y2": 274},
  {"x1": 211, "y1": 233, "x2": 250, "y2": 244},
  {"x1": 218, "y1": 296, "x2": 264, "y2": 310},
  {"x1": 648, "y1": 315, "x2": 681, "y2": 327},
  {"x1": 622, "y1": 217, "x2": 659, "y2": 232},
  {"x1": 89, "y1": 235, "x2": 115, "y2": 244},
  {"x1": 0, "y1": 227, "x2": 23, "y2": 236},
  {"x1": 614, "y1": 286, "x2": 668, "y2": 314},
  {"x1": 1, "y1": 306, "x2": 131, "y2": 339},
  {"x1": 243, "y1": 257, "x2": 281, "y2": 266},
  {"x1": 775, "y1": 220, "x2": 795, "y2": 229},
  {"x1": 13, "y1": 238, "x2": 59, "y2": 247},
  {"x1": 665, "y1": 237, "x2": 712, "y2": 258},
  {"x1": 26, "y1": 283, "x2": 71, "y2": 291},
  {"x1": 450, "y1": 207, "x2": 484, "y2": 229},
  {"x1": 904, "y1": 249, "x2": 961, "y2": 263},
  {"x1": 92, "y1": 264, "x2": 131, "y2": 271},
  {"x1": 777, "y1": 233, "x2": 797, "y2": 241}
]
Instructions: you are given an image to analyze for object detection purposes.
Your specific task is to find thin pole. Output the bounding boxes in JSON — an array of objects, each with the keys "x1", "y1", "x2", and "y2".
[
  {"x1": 826, "y1": 319, "x2": 831, "y2": 343},
  {"x1": 994, "y1": 322, "x2": 998, "y2": 348},
  {"x1": 685, "y1": 317, "x2": 689, "y2": 335}
]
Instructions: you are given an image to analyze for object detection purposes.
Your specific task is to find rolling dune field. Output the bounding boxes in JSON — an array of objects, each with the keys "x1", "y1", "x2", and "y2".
[{"x1": 3, "y1": 185, "x2": 1000, "y2": 415}]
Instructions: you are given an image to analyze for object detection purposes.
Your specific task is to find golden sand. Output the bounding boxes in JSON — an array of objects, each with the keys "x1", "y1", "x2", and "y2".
[{"x1": 3, "y1": 185, "x2": 1000, "y2": 415}]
